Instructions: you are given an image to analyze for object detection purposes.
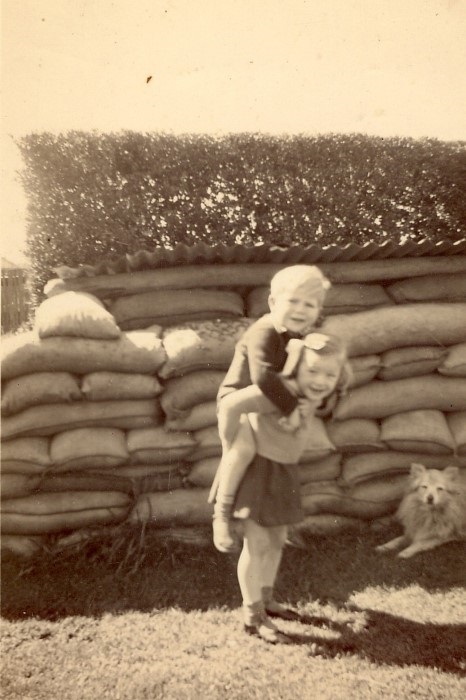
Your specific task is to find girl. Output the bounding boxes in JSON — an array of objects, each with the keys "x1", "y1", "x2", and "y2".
[{"x1": 220, "y1": 332, "x2": 350, "y2": 643}]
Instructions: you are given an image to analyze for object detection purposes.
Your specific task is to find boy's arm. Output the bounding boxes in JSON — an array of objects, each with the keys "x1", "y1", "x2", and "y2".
[{"x1": 246, "y1": 325, "x2": 299, "y2": 415}]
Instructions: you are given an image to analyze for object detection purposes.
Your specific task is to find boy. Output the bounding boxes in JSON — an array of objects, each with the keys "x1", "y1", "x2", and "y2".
[{"x1": 210, "y1": 265, "x2": 331, "y2": 552}]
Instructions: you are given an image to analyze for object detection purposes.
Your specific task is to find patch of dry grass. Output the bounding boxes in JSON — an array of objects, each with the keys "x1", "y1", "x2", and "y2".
[{"x1": 1, "y1": 524, "x2": 465, "y2": 700}]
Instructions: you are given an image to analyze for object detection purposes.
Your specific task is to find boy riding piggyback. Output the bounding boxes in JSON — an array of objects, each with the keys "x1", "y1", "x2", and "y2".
[{"x1": 210, "y1": 265, "x2": 331, "y2": 552}]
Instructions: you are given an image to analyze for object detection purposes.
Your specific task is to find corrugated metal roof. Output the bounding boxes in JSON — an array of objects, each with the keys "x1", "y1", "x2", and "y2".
[{"x1": 54, "y1": 238, "x2": 466, "y2": 279}]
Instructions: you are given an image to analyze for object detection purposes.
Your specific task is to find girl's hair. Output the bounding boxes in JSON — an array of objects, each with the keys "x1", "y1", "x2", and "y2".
[
  {"x1": 270, "y1": 265, "x2": 331, "y2": 305},
  {"x1": 282, "y1": 332, "x2": 352, "y2": 396}
]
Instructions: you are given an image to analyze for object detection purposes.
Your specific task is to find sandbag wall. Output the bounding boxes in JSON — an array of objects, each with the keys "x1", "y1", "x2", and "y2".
[{"x1": 2, "y1": 255, "x2": 466, "y2": 555}]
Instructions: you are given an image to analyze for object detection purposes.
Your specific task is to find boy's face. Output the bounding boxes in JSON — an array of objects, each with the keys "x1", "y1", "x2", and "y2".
[
  {"x1": 296, "y1": 350, "x2": 341, "y2": 402},
  {"x1": 269, "y1": 285, "x2": 321, "y2": 335}
]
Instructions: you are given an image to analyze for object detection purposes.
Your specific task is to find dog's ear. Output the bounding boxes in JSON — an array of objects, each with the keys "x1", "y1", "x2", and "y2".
[
  {"x1": 443, "y1": 466, "x2": 459, "y2": 480},
  {"x1": 410, "y1": 463, "x2": 426, "y2": 478}
]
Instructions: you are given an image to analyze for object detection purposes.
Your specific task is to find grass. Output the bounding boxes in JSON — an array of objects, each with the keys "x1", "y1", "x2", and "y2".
[{"x1": 1, "y1": 523, "x2": 466, "y2": 700}]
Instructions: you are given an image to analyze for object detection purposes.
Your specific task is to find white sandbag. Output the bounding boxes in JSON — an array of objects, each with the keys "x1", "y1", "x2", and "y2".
[
  {"x1": 81, "y1": 371, "x2": 163, "y2": 400},
  {"x1": 334, "y1": 376, "x2": 466, "y2": 420},
  {"x1": 447, "y1": 412, "x2": 466, "y2": 455},
  {"x1": 130, "y1": 488, "x2": 213, "y2": 526},
  {"x1": 326, "y1": 418, "x2": 385, "y2": 453},
  {"x1": 246, "y1": 283, "x2": 392, "y2": 318},
  {"x1": 50, "y1": 428, "x2": 129, "y2": 471},
  {"x1": 35, "y1": 291, "x2": 121, "y2": 339},
  {"x1": 160, "y1": 371, "x2": 225, "y2": 419},
  {"x1": 165, "y1": 401, "x2": 218, "y2": 431},
  {"x1": 387, "y1": 272, "x2": 466, "y2": 303},
  {"x1": 0, "y1": 534, "x2": 45, "y2": 557},
  {"x1": 380, "y1": 410, "x2": 455, "y2": 455},
  {"x1": 1, "y1": 372, "x2": 82, "y2": 416},
  {"x1": 298, "y1": 454, "x2": 342, "y2": 484},
  {"x1": 1, "y1": 491, "x2": 131, "y2": 535},
  {"x1": 127, "y1": 427, "x2": 197, "y2": 464},
  {"x1": 1, "y1": 437, "x2": 52, "y2": 474},
  {"x1": 1, "y1": 474, "x2": 42, "y2": 499},
  {"x1": 1, "y1": 330, "x2": 166, "y2": 380},
  {"x1": 2, "y1": 399, "x2": 163, "y2": 439},
  {"x1": 184, "y1": 457, "x2": 219, "y2": 488},
  {"x1": 110, "y1": 289, "x2": 244, "y2": 330},
  {"x1": 46, "y1": 257, "x2": 466, "y2": 297},
  {"x1": 438, "y1": 343, "x2": 466, "y2": 377},
  {"x1": 321, "y1": 303, "x2": 466, "y2": 357},
  {"x1": 340, "y1": 451, "x2": 466, "y2": 485},
  {"x1": 298, "y1": 417, "x2": 336, "y2": 463},
  {"x1": 190, "y1": 426, "x2": 222, "y2": 461},
  {"x1": 292, "y1": 514, "x2": 369, "y2": 536},
  {"x1": 159, "y1": 318, "x2": 252, "y2": 379},
  {"x1": 348, "y1": 355, "x2": 381, "y2": 388},
  {"x1": 378, "y1": 346, "x2": 447, "y2": 380}
]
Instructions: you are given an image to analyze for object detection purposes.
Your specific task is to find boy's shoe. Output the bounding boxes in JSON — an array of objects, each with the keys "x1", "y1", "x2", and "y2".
[
  {"x1": 244, "y1": 613, "x2": 293, "y2": 645},
  {"x1": 212, "y1": 516, "x2": 239, "y2": 553}
]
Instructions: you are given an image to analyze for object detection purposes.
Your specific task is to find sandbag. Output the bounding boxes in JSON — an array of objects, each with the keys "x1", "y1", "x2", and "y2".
[
  {"x1": 0, "y1": 491, "x2": 131, "y2": 535},
  {"x1": 340, "y1": 451, "x2": 466, "y2": 485},
  {"x1": 48, "y1": 257, "x2": 466, "y2": 297},
  {"x1": 1, "y1": 474, "x2": 42, "y2": 499},
  {"x1": 378, "y1": 346, "x2": 446, "y2": 381},
  {"x1": 159, "y1": 318, "x2": 252, "y2": 379},
  {"x1": 184, "y1": 457, "x2": 219, "y2": 488},
  {"x1": 190, "y1": 426, "x2": 222, "y2": 461},
  {"x1": 321, "y1": 303, "x2": 466, "y2": 357},
  {"x1": 127, "y1": 427, "x2": 197, "y2": 464},
  {"x1": 35, "y1": 472, "x2": 134, "y2": 495},
  {"x1": 447, "y1": 412, "x2": 466, "y2": 455},
  {"x1": 81, "y1": 371, "x2": 163, "y2": 400},
  {"x1": 298, "y1": 454, "x2": 342, "y2": 484},
  {"x1": 130, "y1": 488, "x2": 213, "y2": 526},
  {"x1": 93, "y1": 463, "x2": 185, "y2": 479},
  {"x1": 380, "y1": 410, "x2": 455, "y2": 455},
  {"x1": 345, "y1": 474, "x2": 409, "y2": 518},
  {"x1": 334, "y1": 376, "x2": 466, "y2": 420},
  {"x1": 438, "y1": 343, "x2": 466, "y2": 377},
  {"x1": 1, "y1": 331, "x2": 166, "y2": 380},
  {"x1": 246, "y1": 283, "x2": 392, "y2": 318},
  {"x1": 1, "y1": 437, "x2": 52, "y2": 474},
  {"x1": 50, "y1": 428, "x2": 130, "y2": 471},
  {"x1": 1, "y1": 372, "x2": 82, "y2": 416},
  {"x1": 2, "y1": 399, "x2": 163, "y2": 439},
  {"x1": 292, "y1": 514, "x2": 369, "y2": 536},
  {"x1": 35, "y1": 291, "x2": 121, "y2": 339},
  {"x1": 0, "y1": 534, "x2": 45, "y2": 557},
  {"x1": 348, "y1": 355, "x2": 381, "y2": 388},
  {"x1": 387, "y1": 272, "x2": 466, "y2": 303},
  {"x1": 165, "y1": 401, "x2": 218, "y2": 431},
  {"x1": 326, "y1": 418, "x2": 385, "y2": 453},
  {"x1": 301, "y1": 481, "x2": 346, "y2": 515},
  {"x1": 110, "y1": 289, "x2": 244, "y2": 330},
  {"x1": 160, "y1": 371, "x2": 225, "y2": 419}
]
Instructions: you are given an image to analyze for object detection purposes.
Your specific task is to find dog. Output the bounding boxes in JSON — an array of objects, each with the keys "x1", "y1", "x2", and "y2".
[{"x1": 376, "y1": 463, "x2": 466, "y2": 558}]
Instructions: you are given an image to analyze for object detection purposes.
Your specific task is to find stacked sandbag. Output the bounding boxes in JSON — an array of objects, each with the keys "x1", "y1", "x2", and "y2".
[
  {"x1": 1, "y1": 292, "x2": 167, "y2": 553},
  {"x1": 3, "y1": 253, "x2": 466, "y2": 550}
]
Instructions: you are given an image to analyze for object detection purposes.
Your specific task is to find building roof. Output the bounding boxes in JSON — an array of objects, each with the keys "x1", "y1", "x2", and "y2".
[{"x1": 54, "y1": 238, "x2": 466, "y2": 279}]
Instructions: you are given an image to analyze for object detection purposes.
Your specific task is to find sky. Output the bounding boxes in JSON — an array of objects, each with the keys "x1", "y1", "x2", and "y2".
[{"x1": 1, "y1": 0, "x2": 466, "y2": 264}]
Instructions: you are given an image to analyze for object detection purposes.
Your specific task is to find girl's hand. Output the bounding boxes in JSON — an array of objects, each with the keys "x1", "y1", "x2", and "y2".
[{"x1": 279, "y1": 407, "x2": 301, "y2": 432}]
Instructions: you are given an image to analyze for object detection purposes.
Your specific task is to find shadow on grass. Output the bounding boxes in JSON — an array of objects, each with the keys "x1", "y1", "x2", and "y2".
[{"x1": 1, "y1": 525, "x2": 465, "y2": 675}]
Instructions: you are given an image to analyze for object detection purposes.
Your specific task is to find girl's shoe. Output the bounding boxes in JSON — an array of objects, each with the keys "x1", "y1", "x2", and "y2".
[{"x1": 244, "y1": 613, "x2": 293, "y2": 644}]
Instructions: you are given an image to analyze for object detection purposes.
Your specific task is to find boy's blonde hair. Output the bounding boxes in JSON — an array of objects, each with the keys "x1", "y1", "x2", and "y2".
[{"x1": 270, "y1": 265, "x2": 331, "y2": 305}]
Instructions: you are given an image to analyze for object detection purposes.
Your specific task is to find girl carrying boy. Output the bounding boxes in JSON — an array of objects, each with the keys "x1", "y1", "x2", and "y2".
[{"x1": 217, "y1": 331, "x2": 350, "y2": 643}]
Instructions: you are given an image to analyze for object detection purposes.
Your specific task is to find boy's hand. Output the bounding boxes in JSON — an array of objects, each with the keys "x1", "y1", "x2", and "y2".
[
  {"x1": 297, "y1": 399, "x2": 313, "y2": 418},
  {"x1": 278, "y1": 406, "x2": 301, "y2": 432}
]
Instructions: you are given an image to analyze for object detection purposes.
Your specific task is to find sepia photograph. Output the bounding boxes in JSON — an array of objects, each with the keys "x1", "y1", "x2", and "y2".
[{"x1": 1, "y1": 1, "x2": 465, "y2": 698}]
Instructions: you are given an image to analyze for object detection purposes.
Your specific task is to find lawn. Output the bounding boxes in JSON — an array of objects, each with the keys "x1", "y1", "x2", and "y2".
[{"x1": 1, "y1": 523, "x2": 465, "y2": 700}]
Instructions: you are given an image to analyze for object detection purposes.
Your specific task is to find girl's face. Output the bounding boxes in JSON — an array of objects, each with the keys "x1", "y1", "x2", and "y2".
[
  {"x1": 268, "y1": 285, "x2": 321, "y2": 335},
  {"x1": 296, "y1": 350, "x2": 342, "y2": 402}
]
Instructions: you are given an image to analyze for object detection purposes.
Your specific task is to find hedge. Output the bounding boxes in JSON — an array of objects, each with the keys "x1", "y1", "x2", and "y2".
[{"x1": 17, "y1": 131, "x2": 466, "y2": 302}]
